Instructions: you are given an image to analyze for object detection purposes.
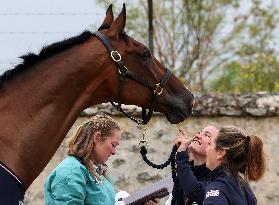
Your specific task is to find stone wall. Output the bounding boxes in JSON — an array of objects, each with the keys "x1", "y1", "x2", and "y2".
[{"x1": 25, "y1": 93, "x2": 279, "y2": 205}]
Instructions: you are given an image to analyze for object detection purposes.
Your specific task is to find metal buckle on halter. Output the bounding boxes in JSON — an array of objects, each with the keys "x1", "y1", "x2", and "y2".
[
  {"x1": 138, "y1": 139, "x2": 148, "y2": 149},
  {"x1": 118, "y1": 65, "x2": 127, "y2": 75},
  {"x1": 110, "y1": 51, "x2": 122, "y2": 62},
  {"x1": 154, "y1": 83, "x2": 163, "y2": 95},
  {"x1": 137, "y1": 124, "x2": 148, "y2": 148}
]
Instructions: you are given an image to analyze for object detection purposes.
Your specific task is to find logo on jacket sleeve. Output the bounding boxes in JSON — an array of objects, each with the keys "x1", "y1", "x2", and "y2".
[{"x1": 206, "y1": 190, "x2": 219, "y2": 198}]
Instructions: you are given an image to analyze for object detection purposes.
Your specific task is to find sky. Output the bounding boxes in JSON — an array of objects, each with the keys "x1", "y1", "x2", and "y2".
[
  {"x1": 0, "y1": 0, "x2": 128, "y2": 73},
  {"x1": 0, "y1": 0, "x2": 278, "y2": 73}
]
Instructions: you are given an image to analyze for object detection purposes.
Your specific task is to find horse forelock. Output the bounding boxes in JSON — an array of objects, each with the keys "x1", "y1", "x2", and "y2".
[{"x1": 0, "y1": 30, "x2": 93, "y2": 88}]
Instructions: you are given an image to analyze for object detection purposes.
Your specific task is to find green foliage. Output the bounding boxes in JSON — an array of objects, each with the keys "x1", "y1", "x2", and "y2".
[
  {"x1": 210, "y1": 0, "x2": 279, "y2": 92},
  {"x1": 211, "y1": 55, "x2": 279, "y2": 92}
]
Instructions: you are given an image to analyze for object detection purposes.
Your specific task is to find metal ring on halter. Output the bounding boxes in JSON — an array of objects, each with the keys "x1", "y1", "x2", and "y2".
[
  {"x1": 154, "y1": 83, "x2": 163, "y2": 96},
  {"x1": 111, "y1": 51, "x2": 122, "y2": 62}
]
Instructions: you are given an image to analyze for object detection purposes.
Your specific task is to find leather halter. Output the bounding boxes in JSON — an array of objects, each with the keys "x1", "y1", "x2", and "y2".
[{"x1": 93, "y1": 31, "x2": 172, "y2": 125}]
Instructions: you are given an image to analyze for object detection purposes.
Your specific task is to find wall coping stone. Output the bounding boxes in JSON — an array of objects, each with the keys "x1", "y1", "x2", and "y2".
[{"x1": 81, "y1": 92, "x2": 279, "y2": 117}]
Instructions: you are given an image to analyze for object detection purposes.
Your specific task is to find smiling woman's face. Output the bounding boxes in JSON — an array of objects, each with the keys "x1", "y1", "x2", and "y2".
[{"x1": 188, "y1": 126, "x2": 219, "y2": 157}]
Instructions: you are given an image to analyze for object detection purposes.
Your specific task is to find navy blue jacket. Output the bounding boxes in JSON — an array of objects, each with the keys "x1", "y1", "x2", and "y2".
[
  {"x1": 175, "y1": 151, "x2": 211, "y2": 205},
  {"x1": 0, "y1": 160, "x2": 25, "y2": 205},
  {"x1": 204, "y1": 166, "x2": 257, "y2": 205}
]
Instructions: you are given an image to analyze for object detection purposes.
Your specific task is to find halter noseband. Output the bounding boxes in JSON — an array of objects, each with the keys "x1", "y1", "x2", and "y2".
[{"x1": 93, "y1": 31, "x2": 172, "y2": 125}]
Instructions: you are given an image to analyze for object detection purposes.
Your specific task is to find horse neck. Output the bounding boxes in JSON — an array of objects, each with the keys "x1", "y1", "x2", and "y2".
[{"x1": 0, "y1": 39, "x2": 113, "y2": 187}]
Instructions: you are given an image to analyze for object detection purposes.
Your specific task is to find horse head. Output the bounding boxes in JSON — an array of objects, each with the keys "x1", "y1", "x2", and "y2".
[{"x1": 94, "y1": 4, "x2": 194, "y2": 124}]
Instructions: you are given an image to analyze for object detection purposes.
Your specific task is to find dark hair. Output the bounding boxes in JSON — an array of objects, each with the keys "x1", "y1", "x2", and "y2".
[
  {"x1": 216, "y1": 126, "x2": 266, "y2": 182},
  {"x1": 68, "y1": 113, "x2": 120, "y2": 180}
]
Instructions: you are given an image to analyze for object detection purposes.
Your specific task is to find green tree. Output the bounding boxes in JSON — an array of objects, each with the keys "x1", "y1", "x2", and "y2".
[
  {"x1": 210, "y1": 0, "x2": 279, "y2": 92},
  {"x1": 210, "y1": 56, "x2": 279, "y2": 92}
]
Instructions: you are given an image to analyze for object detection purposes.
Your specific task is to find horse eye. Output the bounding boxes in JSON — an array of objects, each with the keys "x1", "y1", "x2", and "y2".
[{"x1": 142, "y1": 50, "x2": 151, "y2": 59}]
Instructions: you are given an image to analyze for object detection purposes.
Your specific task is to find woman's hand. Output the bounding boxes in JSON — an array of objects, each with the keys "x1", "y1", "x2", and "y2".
[{"x1": 174, "y1": 128, "x2": 191, "y2": 152}]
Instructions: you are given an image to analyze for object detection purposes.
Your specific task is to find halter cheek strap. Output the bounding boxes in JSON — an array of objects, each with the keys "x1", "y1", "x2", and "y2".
[{"x1": 92, "y1": 31, "x2": 172, "y2": 125}]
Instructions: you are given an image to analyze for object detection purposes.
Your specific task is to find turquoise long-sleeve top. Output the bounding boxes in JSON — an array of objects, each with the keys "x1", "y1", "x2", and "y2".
[{"x1": 44, "y1": 156, "x2": 116, "y2": 205}]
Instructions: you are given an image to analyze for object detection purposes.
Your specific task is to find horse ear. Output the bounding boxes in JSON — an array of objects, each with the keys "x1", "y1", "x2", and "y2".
[
  {"x1": 98, "y1": 4, "x2": 114, "y2": 30},
  {"x1": 108, "y1": 3, "x2": 126, "y2": 38}
]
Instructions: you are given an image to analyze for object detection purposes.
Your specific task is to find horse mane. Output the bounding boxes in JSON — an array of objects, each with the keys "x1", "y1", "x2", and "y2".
[{"x1": 0, "y1": 30, "x2": 93, "y2": 87}]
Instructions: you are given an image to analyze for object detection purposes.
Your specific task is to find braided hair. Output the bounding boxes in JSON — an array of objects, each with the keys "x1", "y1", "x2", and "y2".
[
  {"x1": 216, "y1": 126, "x2": 266, "y2": 186},
  {"x1": 68, "y1": 113, "x2": 120, "y2": 181}
]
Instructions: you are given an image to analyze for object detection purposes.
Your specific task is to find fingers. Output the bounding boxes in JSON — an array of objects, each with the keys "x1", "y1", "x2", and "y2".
[
  {"x1": 174, "y1": 129, "x2": 186, "y2": 145},
  {"x1": 174, "y1": 137, "x2": 183, "y2": 146},
  {"x1": 178, "y1": 128, "x2": 186, "y2": 136},
  {"x1": 174, "y1": 129, "x2": 192, "y2": 152},
  {"x1": 174, "y1": 129, "x2": 189, "y2": 143},
  {"x1": 177, "y1": 128, "x2": 186, "y2": 138}
]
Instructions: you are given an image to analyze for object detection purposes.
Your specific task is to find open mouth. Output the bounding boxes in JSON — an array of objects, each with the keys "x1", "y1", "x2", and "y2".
[{"x1": 191, "y1": 139, "x2": 201, "y2": 145}]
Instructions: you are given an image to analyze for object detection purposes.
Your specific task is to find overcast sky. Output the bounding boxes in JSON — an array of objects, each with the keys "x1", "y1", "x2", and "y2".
[
  {"x1": 0, "y1": 0, "x2": 278, "y2": 73},
  {"x1": 0, "y1": 0, "x2": 128, "y2": 72}
]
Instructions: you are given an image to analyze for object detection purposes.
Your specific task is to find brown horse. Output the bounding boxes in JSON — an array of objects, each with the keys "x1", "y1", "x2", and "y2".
[{"x1": 0, "y1": 4, "x2": 193, "y2": 197}]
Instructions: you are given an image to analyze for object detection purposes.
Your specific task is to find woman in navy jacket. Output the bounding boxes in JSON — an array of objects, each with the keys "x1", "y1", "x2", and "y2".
[
  {"x1": 175, "y1": 125, "x2": 266, "y2": 205},
  {"x1": 173, "y1": 126, "x2": 218, "y2": 205},
  {"x1": 149, "y1": 126, "x2": 218, "y2": 205},
  {"x1": 203, "y1": 126, "x2": 266, "y2": 205}
]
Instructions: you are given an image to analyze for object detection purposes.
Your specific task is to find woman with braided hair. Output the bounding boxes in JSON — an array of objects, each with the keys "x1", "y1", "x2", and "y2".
[
  {"x1": 203, "y1": 126, "x2": 266, "y2": 204},
  {"x1": 44, "y1": 113, "x2": 121, "y2": 205}
]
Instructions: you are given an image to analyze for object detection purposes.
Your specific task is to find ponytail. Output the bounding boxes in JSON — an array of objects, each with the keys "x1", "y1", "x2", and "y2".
[
  {"x1": 245, "y1": 135, "x2": 266, "y2": 181},
  {"x1": 216, "y1": 126, "x2": 267, "y2": 182}
]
